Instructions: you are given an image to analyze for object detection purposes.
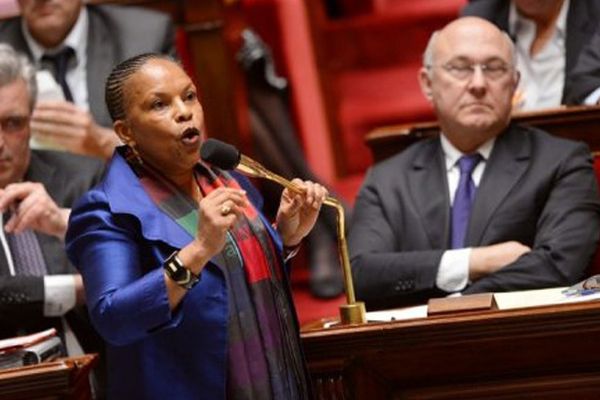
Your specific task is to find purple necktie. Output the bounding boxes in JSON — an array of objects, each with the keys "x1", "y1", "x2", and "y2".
[
  {"x1": 6, "y1": 229, "x2": 47, "y2": 276},
  {"x1": 451, "y1": 154, "x2": 482, "y2": 249}
]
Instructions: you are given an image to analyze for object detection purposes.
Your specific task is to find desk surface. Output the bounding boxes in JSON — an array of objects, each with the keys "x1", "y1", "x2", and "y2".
[{"x1": 302, "y1": 300, "x2": 600, "y2": 399}]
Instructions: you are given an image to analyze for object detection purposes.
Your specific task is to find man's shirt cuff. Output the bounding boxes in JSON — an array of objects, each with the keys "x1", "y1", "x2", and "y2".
[
  {"x1": 436, "y1": 248, "x2": 471, "y2": 292},
  {"x1": 583, "y1": 87, "x2": 600, "y2": 105},
  {"x1": 44, "y1": 275, "x2": 77, "y2": 316}
]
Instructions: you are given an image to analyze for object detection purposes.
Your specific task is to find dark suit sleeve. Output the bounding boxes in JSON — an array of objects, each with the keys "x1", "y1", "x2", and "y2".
[
  {"x1": 0, "y1": 276, "x2": 44, "y2": 318},
  {"x1": 465, "y1": 144, "x2": 600, "y2": 293},
  {"x1": 160, "y1": 12, "x2": 177, "y2": 59},
  {"x1": 460, "y1": 0, "x2": 508, "y2": 27},
  {"x1": 564, "y1": 27, "x2": 600, "y2": 104},
  {"x1": 349, "y1": 170, "x2": 445, "y2": 309}
]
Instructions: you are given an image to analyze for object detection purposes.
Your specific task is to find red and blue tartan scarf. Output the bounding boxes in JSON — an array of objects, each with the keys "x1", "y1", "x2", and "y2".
[{"x1": 125, "y1": 150, "x2": 310, "y2": 399}]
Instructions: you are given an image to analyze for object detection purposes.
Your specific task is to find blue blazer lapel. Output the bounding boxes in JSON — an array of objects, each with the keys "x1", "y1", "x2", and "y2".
[
  {"x1": 103, "y1": 152, "x2": 193, "y2": 250},
  {"x1": 467, "y1": 125, "x2": 530, "y2": 246},
  {"x1": 408, "y1": 139, "x2": 451, "y2": 249}
]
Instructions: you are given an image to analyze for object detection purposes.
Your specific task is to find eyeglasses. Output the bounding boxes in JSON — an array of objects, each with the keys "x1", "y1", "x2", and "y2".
[
  {"x1": 427, "y1": 61, "x2": 512, "y2": 81},
  {"x1": 0, "y1": 116, "x2": 29, "y2": 133}
]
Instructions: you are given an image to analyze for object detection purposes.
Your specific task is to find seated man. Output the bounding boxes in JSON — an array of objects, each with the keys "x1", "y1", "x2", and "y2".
[
  {"x1": 0, "y1": 0, "x2": 176, "y2": 159},
  {"x1": 348, "y1": 17, "x2": 600, "y2": 310},
  {"x1": 0, "y1": 43, "x2": 104, "y2": 371},
  {"x1": 462, "y1": 0, "x2": 600, "y2": 110}
]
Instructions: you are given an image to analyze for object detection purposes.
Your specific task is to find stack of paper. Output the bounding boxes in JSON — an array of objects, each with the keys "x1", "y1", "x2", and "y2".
[{"x1": 0, "y1": 329, "x2": 64, "y2": 370}]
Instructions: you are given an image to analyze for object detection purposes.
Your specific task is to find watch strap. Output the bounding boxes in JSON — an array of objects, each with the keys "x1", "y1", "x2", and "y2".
[{"x1": 164, "y1": 251, "x2": 200, "y2": 290}]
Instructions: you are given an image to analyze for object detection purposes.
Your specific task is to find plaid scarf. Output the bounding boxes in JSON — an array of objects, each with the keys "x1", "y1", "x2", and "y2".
[{"x1": 126, "y1": 149, "x2": 310, "y2": 399}]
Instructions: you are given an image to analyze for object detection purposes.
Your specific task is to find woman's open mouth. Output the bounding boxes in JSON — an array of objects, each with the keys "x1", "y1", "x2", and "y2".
[{"x1": 181, "y1": 127, "x2": 200, "y2": 145}]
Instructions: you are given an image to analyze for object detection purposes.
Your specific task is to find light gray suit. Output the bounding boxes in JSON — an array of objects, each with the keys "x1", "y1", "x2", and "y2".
[
  {"x1": 349, "y1": 125, "x2": 600, "y2": 310},
  {"x1": 0, "y1": 4, "x2": 176, "y2": 127}
]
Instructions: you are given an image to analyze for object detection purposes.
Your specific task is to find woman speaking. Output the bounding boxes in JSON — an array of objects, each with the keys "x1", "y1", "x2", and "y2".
[{"x1": 66, "y1": 53, "x2": 327, "y2": 399}]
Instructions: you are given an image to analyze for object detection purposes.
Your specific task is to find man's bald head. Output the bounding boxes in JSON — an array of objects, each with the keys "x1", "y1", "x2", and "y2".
[{"x1": 423, "y1": 17, "x2": 515, "y2": 70}]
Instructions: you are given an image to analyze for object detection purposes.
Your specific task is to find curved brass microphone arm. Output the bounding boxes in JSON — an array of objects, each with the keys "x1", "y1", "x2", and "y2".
[{"x1": 238, "y1": 155, "x2": 366, "y2": 324}]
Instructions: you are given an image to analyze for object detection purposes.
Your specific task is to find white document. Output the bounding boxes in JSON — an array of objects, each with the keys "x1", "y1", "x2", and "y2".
[
  {"x1": 493, "y1": 287, "x2": 567, "y2": 310},
  {"x1": 366, "y1": 304, "x2": 428, "y2": 322},
  {"x1": 492, "y1": 286, "x2": 600, "y2": 310},
  {"x1": 30, "y1": 70, "x2": 66, "y2": 151}
]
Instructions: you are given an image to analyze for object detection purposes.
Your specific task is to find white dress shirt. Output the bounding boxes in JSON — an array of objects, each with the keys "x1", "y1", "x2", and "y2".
[
  {"x1": 583, "y1": 86, "x2": 600, "y2": 105},
  {"x1": 508, "y1": 0, "x2": 569, "y2": 111},
  {"x1": 435, "y1": 135, "x2": 495, "y2": 293},
  {"x1": 21, "y1": 7, "x2": 90, "y2": 110}
]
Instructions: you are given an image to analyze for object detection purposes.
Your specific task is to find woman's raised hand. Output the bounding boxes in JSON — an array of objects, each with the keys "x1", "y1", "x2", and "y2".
[
  {"x1": 275, "y1": 179, "x2": 328, "y2": 247},
  {"x1": 193, "y1": 187, "x2": 248, "y2": 259}
]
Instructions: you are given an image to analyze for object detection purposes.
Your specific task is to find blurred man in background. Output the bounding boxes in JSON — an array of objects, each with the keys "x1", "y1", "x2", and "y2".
[
  {"x1": 0, "y1": 0, "x2": 176, "y2": 159},
  {"x1": 0, "y1": 43, "x2": 105, "y2": 393},
  {"x1": 462, "y1": 0, "x2": 600, "y2": 110}
]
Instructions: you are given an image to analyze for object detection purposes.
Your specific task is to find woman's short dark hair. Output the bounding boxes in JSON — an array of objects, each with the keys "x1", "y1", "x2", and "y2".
[{"x1": 105, "y1": 53, "x2": 177, "y2": 122}]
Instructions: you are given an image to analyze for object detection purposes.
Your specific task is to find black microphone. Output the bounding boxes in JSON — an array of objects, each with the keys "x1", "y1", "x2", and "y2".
[{"x1": 200, "y1": 138, "x2": 240, "y2": 170}]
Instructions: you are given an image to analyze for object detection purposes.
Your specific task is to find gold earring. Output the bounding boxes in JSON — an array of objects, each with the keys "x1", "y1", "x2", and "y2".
[
  {"x1": 131, "y1": 145, "x2": 143, "y2": 165},
  {"x1": 125, "y1": 143, "x2": 143, "y2": 166}
]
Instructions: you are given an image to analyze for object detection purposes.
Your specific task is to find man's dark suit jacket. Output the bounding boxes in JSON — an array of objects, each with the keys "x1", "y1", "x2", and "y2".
[
  {"x1": 564, "y1": 27, "x2": 600, "y2": 104},
  {"x1": 0, "y1": 4, "x2": 176, "y2": 127},
  {"x1": 349, "y1": 125, "x2": 600, "y2": 310},
  {"x1": 461, "y1": 0, "x2": 600, "y2": 105},
  {"x1": 0, "y1": 150, "x2": 104, "y2": 349}
]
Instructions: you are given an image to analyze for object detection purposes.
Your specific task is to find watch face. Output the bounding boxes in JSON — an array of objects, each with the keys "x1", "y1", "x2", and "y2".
[
  {"x1": 176, "y1": 267, "x2": 190, "y2": 283},
  {"x1": 166, "y1": 260, "x2": 189, "y2": 283}
]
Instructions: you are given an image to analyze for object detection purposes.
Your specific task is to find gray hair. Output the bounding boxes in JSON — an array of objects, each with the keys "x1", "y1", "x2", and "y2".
[
  {"x1": 0, "y1": 43, "x2": 37, "y2": 110},
  {"x1": 422, "y1": 27, "x2": 516, "y2": 76},
  {"x1": 422, "y1": 31, "x2": 440, "y2": 69}
]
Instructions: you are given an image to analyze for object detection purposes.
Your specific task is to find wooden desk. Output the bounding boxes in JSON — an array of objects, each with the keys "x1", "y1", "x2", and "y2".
[
  {"x1": 366, "y1": 105, "x2": 600, "y2": 163},
  {"x1": 302, "y1": 301, "x2": 600, "y2": 399},
  {"x1": 0, "y1": 354, "x2": 98, "y2": 400}
]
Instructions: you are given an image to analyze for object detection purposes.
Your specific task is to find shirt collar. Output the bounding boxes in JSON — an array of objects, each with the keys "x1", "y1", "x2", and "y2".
[
  {"x1": 21, "y1": 6, "x2": 88, "y2": 64},
  {"x1": 508, "y1": 0, "x2": 569, "y2": 41},
  {"x1": 440, "y1": 134, "x2": 495, "y2": 172}
]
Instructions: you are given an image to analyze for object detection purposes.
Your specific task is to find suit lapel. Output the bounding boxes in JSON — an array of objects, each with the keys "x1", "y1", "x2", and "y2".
[
  {"x1": 408, "y1": 139, "x2": 450, "y2": 248},
  {"x1": 103, "y1": 152, "x2": 194, "y2": 251},
  {"x1": 0, "y1": 18, "x2": 34, "y2": 60},
  {"x1": 86, "y1": 8, "x2": 115, "y2": 127},
  {"x1": 467, "y1": 126, "x2": 530, "y2": 245},
  {"x1": 564, "y1": 0, "x2": 598, "y2": 97}
]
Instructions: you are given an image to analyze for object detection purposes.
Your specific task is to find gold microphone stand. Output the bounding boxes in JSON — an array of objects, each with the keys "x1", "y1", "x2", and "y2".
[{"x1": 237, "y1": 155, "x2": 367, "y2": 325}]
